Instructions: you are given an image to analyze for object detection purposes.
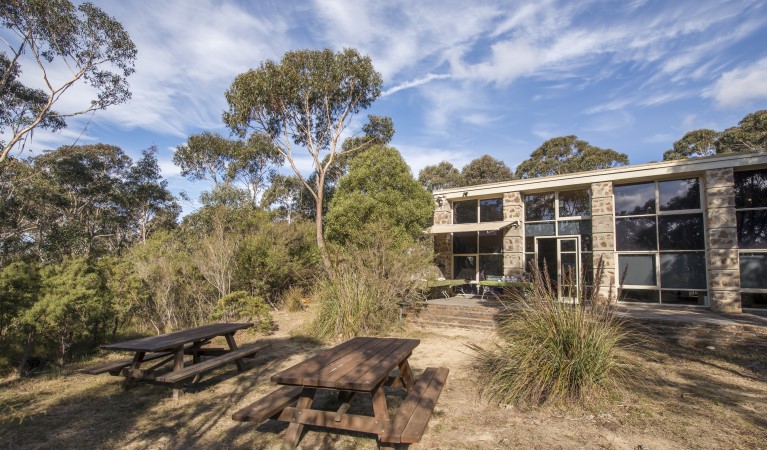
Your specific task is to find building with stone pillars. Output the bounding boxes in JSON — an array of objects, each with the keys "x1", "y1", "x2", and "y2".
[{"x1": 427, "y1": 151, "x2": 767, "y2": 313}]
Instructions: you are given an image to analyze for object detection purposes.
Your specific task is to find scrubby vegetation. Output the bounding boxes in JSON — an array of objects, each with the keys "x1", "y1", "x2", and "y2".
[{"x1": 474, "y1": 262, "x2": 634, "y2": 406}]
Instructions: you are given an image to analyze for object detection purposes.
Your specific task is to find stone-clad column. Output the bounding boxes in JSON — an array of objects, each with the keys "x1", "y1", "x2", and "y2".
[
  {"x1": 503, "y1": 192, "x2": 524, "y2": 277},
  {"x1": 433, "y1": 197, "x2": 453, "y2": 278},
  {"x1": 705, "y1": 168, "x2": 741, "y2": 313},
  {"x1": 591, "y1": 182, "x2": 617, "y2": 303}
]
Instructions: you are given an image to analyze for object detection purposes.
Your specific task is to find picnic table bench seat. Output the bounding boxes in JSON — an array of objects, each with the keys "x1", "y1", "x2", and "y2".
[
  {"x1": 381, "y1": 367, "x2": 449, "y2": 445},
  {"x1": 232, "y1": 385, "x2": 304, "y2": 423},
  {"x1": 83, "y1": 351, "x2": 175, "y2": 375},
  {"x1": 155, "y1": 343, "x2": 268, "y2": 384}
]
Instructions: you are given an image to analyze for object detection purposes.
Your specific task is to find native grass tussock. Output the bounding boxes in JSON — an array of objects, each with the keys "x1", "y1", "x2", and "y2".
[
  {"x1": 308, "y1": 222, "x2": 435, "y2": 341},
  {"x1": 474, "y1": 257, "x2": 638, "y2": 407}
]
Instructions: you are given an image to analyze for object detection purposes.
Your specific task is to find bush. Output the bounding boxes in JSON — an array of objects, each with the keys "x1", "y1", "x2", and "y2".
[
  {"x1": 474, "y1": 259, "x2": 633, "y2": 406},
  {"x1": 281, "y1": 286, "x2": 306, "y2": 312},
  {"x1": 211, "y1": 291, "x2": 273, "y2": 333},
  {"x1": 308, "y1": 221, "x2": 435, "y2": 341}
]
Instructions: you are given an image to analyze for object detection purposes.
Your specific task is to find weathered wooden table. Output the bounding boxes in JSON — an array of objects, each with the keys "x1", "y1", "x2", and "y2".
[
  {"x1": 232, "y1": 336, "x2": 449, "y2": 449},
  {"x1": 86, "y1": 323, "x2": 266, "y2": 399}
]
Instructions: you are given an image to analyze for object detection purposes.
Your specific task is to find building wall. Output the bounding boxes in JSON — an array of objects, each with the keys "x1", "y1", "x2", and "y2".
[
  {"x1": 503, "y1": 192, "x2": 525, "y2": 277},
  {"x1": 704, "y1": 168, "x2": 742, "y2": 313},
  {"x1": 591, "y1": 181, "x2": 617, "y2": 303},
  {"x1": 434, "y1": 198, "x2": 452, "y2": 278}
]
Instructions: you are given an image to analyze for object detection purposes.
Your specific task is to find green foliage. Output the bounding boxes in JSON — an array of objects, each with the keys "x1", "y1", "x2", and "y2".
[
  {"x1": 418, "y1": 161, "x2": 463, "y2": 191},
  {"x1": 0, "y1": 261, "x2": 40, "y2": 336},
  {"x1": 461, "y1": 155, "x2": 514, "y2": 186},
  {"x1": 309, "y1": 221, "x2": 435, "y2": 341},
  {"x1": 473, "y1": 262, "x2": 632, "y2": 407},
  {"x1": 325, "y1": 145, "x2": 434, "y2": 246},
  {"x1": 516, "y1": 136, "x2": 629, "y2": 179},
  {"x1": 1, "y1": 0, "x2": 137, "y2": 162},
  {"x1": 211, "y1": 291, "x2": 273, "y2": 333},
  {"x1": 281, "y1": 286, "x2": 306, "y2": 312},
  {"x1": 663, "y1": 110, "x2": 767, "y2": 160}
]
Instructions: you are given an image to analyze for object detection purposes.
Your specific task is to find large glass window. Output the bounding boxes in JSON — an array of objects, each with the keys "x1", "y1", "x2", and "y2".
[
  {"x1": 735, "y1": 168, "x2": 767, "y2": 308},
  {"x1": 480, "y1": 198, "x2": 504, "y2": 222},
  {"x1": 453, "y1": 200, "x2": 477, "y2": 224},
  {"x1": 524, "y1": 193, "x2": 555, "y2": 221},
  {"x1": 453, "y1": 198, "x2": 504, "y2": 224},
  {"x1": 559, "y1": 190, "x2": 591, "y2": 217},
  {"x1": 453, "y1": 232, "x2": 478, "y2": 253},
  {"x1": 479, "y1": 230, "x2": 503, "y2": 253},
  {"x1": 453, "y1": 230, "x2": 503, "y2": 280},
  {"x1": 454, "y1": 256, "x2": 476, "y2": 280},
  {"x1": 614, "y1": 178, "x2": 706, "y2": 305}
]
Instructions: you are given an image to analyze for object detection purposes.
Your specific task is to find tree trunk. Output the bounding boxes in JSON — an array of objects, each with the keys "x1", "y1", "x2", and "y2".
[
  {"x1": 315, "y1": 195, "x2": 332, "y2": 272},
  {"x1": 16, "y1": 329, "x2": 34, "y2": 378}
]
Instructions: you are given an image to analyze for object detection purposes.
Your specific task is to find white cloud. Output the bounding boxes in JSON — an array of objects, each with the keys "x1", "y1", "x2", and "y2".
[
  {"x1": 395, "y1": 144, "x2": 473, "y2": 176},
  {"x1": 382, "y1": 73, "x2": 452, "y2": 97},
  {"x1": 709, "y1": 57, "x2": 767, "y2": 108}
]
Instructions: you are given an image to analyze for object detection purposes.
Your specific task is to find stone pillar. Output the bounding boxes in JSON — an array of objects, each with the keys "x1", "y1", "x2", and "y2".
[
  {"x1": 503, "y1": 191, "x2": 524, "y2": 277},
  {"x1": 433, "y1": 197, "x2": 453, "y2": 278},
  {"x1": 591, "y1": 182, "x2": 617, "y2": 303},
  {"x1": 705, "y1": 168, "x2": 741, "y2": 313}
]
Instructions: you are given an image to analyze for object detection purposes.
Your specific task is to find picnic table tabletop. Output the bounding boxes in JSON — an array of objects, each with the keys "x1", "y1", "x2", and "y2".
[
  {"x1": 102, "y1": 322, "x2": 253, "y2": 352},
  {"x1": 272, "y1": 336, "x2": 419, "y2": 392}
]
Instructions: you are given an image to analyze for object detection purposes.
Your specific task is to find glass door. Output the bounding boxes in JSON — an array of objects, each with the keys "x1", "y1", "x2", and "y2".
[{"x1": 535, "y1": 237, "x2": 580, "y2": 300}]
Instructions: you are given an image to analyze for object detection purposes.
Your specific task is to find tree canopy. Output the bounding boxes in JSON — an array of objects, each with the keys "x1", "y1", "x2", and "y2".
[
  {"x1": 663, "y1": 110, "x2": 767, "y2": 161},
  {"x1": 461, "y1": 155, "x2": 514, "y2": 186},
  {"x1": 418, "y1": 161, "x2": 463, "y2": 191},
  {"x1": 515, "y1": 135, "x2": 629, "y2": 178},
  {"x1": 0, "y1": 0, "x2": 137, "y2": 163},
  {"x1": 223, "y1": 48, "x2": 383, "y2": 271},
  {"x1": 325, "y1": 145, "x2": 434, "y2": 246}
]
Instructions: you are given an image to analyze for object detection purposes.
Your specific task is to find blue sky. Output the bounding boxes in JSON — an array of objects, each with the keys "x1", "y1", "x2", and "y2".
[{"x1": 4, "y1": 0, "x2": 767, "y2": 213}]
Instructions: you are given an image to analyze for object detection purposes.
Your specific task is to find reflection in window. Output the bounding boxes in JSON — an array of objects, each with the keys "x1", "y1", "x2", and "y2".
[
  {"x1": 742, "y1": 293, "x2": 767, "y2": 309},
  {"x1": 524, "y1": 193, "x2": 555, "y2": 221},
  {"x1": 734, "y1": 169, "x2": 767, "y2": 209},
  {"x1": 453, "y1": 200, "x2": 477, "y2": 224},
  {"x1": 658, "y1": 214, "x2": 705, "y2": 250},
  {"x1": 615, "y1": 217, "x2": 657, "y2": 251},
  {"x1": 736, "y1": 210, "x2": 767, "y2": 249},
  {"x1": 525, "y1": 222, "x2": 555, "y2": 236},
  {"x1": 659, "y1": 178, "x2": 700, "y2": 211},
  {"x1": 660, "y1": 253, "x2": 707, "y2": 289},
  {"x1": 479, "y1": 230, "x2": 503, "y2": 253},
  {"x1": 558, "y1": 190, "x2": 590, "y2": 217},
  {"x1": 615, "y1": 183, "x2": 655, "y2": 216},
  {"x1": 558, "y1": 220, "x2": 592, "y2": 251},
  {"x1": 620, "y1": 289, "x2": 659, "y2": 303},
  {"x1": 452, "y1": 232, "x2": 477, "y2": 253},
  {"x1": 454, "y1": 256, "x2": 476, "y2": 280},
  {"x1": 479, "y1": 198, "x2": 503, "y2": 222},
  {"x1": 479, "y1": 255, "x2": 503, "y2": 279},
  {"x1": 618, "y1": 255, "x2": 656, "y2": 286},
  {"x1": 661, "y1": 291, "x2": 705, "y2": 305},
  {"x1": 740, "y1": 253, "x2": 767, "y2": 289}
]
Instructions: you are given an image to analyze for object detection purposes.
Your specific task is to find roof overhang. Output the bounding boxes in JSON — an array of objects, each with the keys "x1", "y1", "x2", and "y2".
[{"x1": 425, "y1": 221, "x2": 517, "y2": 234}]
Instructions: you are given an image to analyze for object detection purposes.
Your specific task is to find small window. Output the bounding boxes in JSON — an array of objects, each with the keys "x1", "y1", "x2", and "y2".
[
  {"x1": 658, "y1": 214, "x2": 705, "y2": 250},
  {"x1": 478, "y1": 230, "x2": 503, "y2": 253},
  {"x1": 618, "y1": 255, "x2": 656, "y2": 286},
  {"x1": 558, "y1": 190, "x2": 590, "y2": 217},
  {"x1": 742, "y1": 293, "x2": 767, "y2": 309},
  {"x1": 734, "y1": 169, "x2": 767, "y2": 209},
  {"x1": 740, "y1": 253, "x2": 767, "y2": 289},
  {"x1": 452, "y1": 232, "x2": 477, "y2": 253},
  {"x1": 525, "y1": 222, "x2": 555, "y2": 237},
  {"x1": 659, "y1": 253, "x2": 707, "y2": 289},
  {"x1": 615, "y1": 183, "x2": 655, "y2": 216},
  {"x1": 661, "y1": 291, "x2": 705, "y2": 306},
  {"x1": 524, "y1": 193, "x2": 555, "y2": 221},
  {"x1": 620, "y1": 289, "x2": 660, "y2": 303},
  {"x1": 615, "y1": 217, "x2": 657, "y2": 251},
  {"x1": 659, "y1": 178, "x2": 700, "y2": 211},
  {"x1": 453, "y1": 200, "x2": 477, "y2": 224},
  {"x1": 479, "y1": 198, "x2": 503, "y2": 222},
  {"x1": 736, "y1": 210, "x2": 767, "y2": 249}
]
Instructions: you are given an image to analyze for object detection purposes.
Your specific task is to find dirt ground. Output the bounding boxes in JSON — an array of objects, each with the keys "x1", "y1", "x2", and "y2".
[{"x1": 1, "y1": 308, "x2": 766, "y2": 449}]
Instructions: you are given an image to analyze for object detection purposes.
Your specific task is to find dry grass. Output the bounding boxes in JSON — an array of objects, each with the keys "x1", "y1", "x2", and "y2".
[{"x1": 0, "y1": 308, "x2": 765, "y2": 449}]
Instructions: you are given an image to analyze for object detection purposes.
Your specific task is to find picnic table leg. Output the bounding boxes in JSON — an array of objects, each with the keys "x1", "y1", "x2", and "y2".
[
  {"x1": 398, "y1": 359, "x2": 415, "y2": 391},
  {"x1": 123, "y1": 352, "x2": 145, "y2": 390},
  {"x1": 224, "y1": 332, "x2": 245, "y2": 372},
  {"x1": 372, "y1": 386, "x2": 394, "y2": 450},
  {"x1": 172, "y1": 347, "x2": 185, "y2": 400},
  {"x1": 283, "y1": 387, "x2": 316, "y2": 448}
]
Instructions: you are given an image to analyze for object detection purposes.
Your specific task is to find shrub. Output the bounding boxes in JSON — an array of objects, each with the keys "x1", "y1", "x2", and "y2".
[
  {"x1": 308, "y1": 221, "x2": 435, "y2": 341},
  {"x1": 474, "y1": 259, "x2": 633, "y2": 406},
  {"x1": 211, "y1": 291, "x2": 273, "y2": 333},
  {"x1": 281, "y1": 286, "x2": 306, "y2": 312}
]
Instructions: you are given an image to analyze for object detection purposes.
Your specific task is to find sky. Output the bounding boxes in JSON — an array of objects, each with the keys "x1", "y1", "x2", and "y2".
[{"x1": 3, "y1": 0, "x2": 767, "y2": 213}]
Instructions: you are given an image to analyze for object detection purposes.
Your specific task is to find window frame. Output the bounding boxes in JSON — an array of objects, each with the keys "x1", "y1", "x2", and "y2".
[{"x1": 735, "y1": 168, "x2": 767, "y2": 303}]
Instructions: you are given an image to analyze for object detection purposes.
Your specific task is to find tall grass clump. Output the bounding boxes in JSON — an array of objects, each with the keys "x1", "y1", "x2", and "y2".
[
  {"x1": 474, "y1": 258, "x2": 634, "y2": 406},
  {"x1": 308, "y1": 221, "x2": 435, "y2": 341}
]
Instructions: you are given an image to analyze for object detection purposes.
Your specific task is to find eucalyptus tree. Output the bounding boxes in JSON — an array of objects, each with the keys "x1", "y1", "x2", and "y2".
[
  {"x1": 516, "y1": 135, "x2": 629, "y2": 178},
  {"x1": 663, "y1": 110, "x2": 767, "y2": 161},
  {"x1": 224, "y1": 48, "x2": 383, "y2": 271},
  {"x1": 461, "y1": 155, "x2": 514, "y2": 186},
  {"x1": 0, "y1": 0, "x2": 136, "y2": 163},
  {"x1": 418, "y1": 161, "x2": 463, "y2": 191}
]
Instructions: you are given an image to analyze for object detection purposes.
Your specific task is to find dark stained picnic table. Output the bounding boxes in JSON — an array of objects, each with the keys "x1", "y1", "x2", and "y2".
[
  {"x1": 233, "y1": 336, "x2": 449, "y2": 449},
  {"x1": 93, "y1": 322, "x2": 263, "y2": 399}
]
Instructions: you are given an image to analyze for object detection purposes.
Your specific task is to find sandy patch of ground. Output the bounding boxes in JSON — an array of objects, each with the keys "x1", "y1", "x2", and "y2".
[{"x1": 1, "y1": 308, "x2": 765, "y2": 449}]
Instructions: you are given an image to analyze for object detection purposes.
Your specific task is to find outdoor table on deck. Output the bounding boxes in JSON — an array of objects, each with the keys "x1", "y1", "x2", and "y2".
[
  {"x1": 98, "y1": 322, "x2": 257, "y2": 399},
  {"x1": 240, "y1": 336, "x2": 447, "y2": 449}
]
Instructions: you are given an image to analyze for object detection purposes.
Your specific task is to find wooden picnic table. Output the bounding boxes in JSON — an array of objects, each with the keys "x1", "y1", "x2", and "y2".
[
  {"x1": 87, "y1": 322, "x2": 267, "y2": 399},
  {"x1": 232, "y1": 336, "x2": 449, "y2": 449}
]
